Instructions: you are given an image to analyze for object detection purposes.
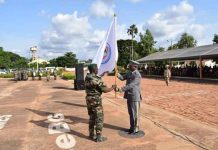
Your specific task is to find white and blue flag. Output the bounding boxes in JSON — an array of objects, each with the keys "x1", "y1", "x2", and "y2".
[{"x1": 92, "y1": 16, "x2": 118, "y2": 76}]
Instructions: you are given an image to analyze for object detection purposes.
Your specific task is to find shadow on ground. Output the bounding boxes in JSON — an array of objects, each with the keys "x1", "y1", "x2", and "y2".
[
  {"x1": 54, "y1": 101, "x2": 87, "y2": 108},
  {"x1": 26, "y1": 108, "x2": 126, "y2": 140},
  {"x1": 53, "y1": 86, "x2": 74, "y2": 91}
]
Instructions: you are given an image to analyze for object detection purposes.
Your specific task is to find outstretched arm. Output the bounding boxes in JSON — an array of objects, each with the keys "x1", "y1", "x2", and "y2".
[
  {"x1": 117, "y1": 73, "x2": 127, "y2": 81},
  {"x1": 102, "y1": 85, "x2": 116, "y2": 93},
  {"x1": 95, "y1": 78, "x2": 116, "y2": 93}
]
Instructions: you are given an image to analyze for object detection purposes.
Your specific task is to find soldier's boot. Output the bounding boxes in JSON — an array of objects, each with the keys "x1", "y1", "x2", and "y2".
[
  {"x1": 96, "y1": 135, "x2": 107, "y2": 142},
  {"x1": 89, "y1": 127, "x2": 96, "y2": 140},
  {"x1": 89, "y1": 133, "x2": 96, "y2": 140}
]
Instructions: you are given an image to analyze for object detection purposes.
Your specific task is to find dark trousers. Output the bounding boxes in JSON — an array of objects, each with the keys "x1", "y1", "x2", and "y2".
[{"x1": 127, "y1": 101, "x2": 140, "y2": 132}]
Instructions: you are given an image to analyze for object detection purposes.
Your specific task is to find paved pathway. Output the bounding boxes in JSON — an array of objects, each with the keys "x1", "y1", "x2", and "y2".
[
  {"x1": 0, "y1": 78, "x2": 216, "y2": 149},
  {"x1": 103, "y1": 76, "x2": 218, "y2": 128}
]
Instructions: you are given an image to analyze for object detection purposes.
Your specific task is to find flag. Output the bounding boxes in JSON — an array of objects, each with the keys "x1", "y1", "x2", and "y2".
[{"x1": 92, "y1": 16, "x2": 118, "y2": 76}]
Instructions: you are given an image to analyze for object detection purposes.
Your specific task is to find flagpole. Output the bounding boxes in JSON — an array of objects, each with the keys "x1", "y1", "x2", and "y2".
[
  {"x1": 114, "y1": 14, "x2": 118, "y2": 98},
  {"x1": 115, "y1": 63, "x2": 118, "y2": 98}
]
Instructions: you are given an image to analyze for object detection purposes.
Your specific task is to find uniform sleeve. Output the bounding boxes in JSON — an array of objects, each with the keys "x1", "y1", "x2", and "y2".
[
  {"x1": 98, "y1": 80, "x2": 107, "y2": 92},
  {"x1": 92, "y1": 77, "x2": 107, "y2": 92}
]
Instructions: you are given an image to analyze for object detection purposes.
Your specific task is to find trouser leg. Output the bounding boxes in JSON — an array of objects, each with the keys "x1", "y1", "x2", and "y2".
[
  {"x1": 95, "y1": 105, "x2": 104, "y2": 136},
  {"x1": 165, "y1": 77, "x2": 169, "y2": 86},
  {"x1": 127, "y1": 101, "x2": 134, "y2": 131},
  {"x1": 133, "y1": 102, "x2": 140, "y2": 132},
  {"x1": 87, "y1": 107, "x2": 95, "y2": 136},
  {"x1": 128, "y1": 101, "x2": 140, "y2": 132}
]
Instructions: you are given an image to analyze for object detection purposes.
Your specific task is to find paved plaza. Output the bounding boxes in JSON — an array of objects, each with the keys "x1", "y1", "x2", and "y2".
[{"x1": 0, "y1": 77, "x2": 217, "y2": 150}]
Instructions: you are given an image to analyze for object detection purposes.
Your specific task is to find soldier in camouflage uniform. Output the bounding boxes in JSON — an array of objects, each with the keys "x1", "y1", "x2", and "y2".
[{"x1": 85, "y1": 64, "x2": 116, "y2": 142}]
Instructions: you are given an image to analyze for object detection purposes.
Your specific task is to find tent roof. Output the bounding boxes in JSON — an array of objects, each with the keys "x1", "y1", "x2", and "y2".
[{"x1": 137, "y1": 44, "x2": 218, "y2": 62}]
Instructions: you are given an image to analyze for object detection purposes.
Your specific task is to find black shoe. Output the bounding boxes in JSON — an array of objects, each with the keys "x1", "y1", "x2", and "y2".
[
  {"x1": 128, "y1": 130, "x2": 134, "y2": 134},
  {"x1": 129, "y1": 131, "x2": 139, "y2": 135},
  {"x1": 96, "y1": 135, "x2": 107, "y2": 142}
]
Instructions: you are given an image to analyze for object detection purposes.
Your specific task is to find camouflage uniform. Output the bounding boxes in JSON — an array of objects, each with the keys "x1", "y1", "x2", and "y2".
[{"x1": 85, "y1": 73, "x2": 107, "y2": 136}]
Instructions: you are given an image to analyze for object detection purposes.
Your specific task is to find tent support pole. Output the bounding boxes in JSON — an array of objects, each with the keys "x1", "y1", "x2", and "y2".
[{"x1": 199, "y1": 57, "x2": 203, "y2": 79}]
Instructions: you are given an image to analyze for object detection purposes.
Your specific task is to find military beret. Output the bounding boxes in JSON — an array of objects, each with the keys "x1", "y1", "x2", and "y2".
[{"x1": 88, "y1": 63, "x2": 98, "y2": 72}]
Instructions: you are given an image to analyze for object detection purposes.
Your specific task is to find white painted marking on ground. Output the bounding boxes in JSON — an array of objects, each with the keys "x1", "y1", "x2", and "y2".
[
  {"x1": 46, "y1": 113, "x2": 76, "y2": 149},
  {"x1": 48, "y1": 122, "x2": 71, "y2": 134},
  {"x1": 0, "y1": 115, "x2": 12, "y2": 129},
  {"x1": 47, "y1": 113, "x2": 65, "y2": 122},
  {"x1": 56, "y1": 134, "x2": 76, "y2": 149}
]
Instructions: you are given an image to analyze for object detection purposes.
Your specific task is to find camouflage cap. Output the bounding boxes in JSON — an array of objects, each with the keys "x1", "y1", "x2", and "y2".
[{"x1": 88, "y1": 63, "x2": 98, "y2": 73}]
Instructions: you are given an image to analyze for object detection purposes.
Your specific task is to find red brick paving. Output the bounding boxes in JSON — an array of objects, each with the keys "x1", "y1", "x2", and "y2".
[{"x1": 103, "y1": 76, "x2": 218, "y2": 128}]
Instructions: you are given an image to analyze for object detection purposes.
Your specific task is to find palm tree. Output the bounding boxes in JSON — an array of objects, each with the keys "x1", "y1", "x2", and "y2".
[{"x1": 127, "y1": 24, "x2": 138, "y2": 60}]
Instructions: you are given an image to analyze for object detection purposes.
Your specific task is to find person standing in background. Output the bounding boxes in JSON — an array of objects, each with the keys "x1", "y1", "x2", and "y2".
[{"x1": 164, "y1": 65, "x2": 171, "y2": 86}]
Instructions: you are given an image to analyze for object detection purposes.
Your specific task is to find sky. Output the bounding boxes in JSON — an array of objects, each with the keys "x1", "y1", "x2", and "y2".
[{"x1": 0, "y1": 0, "x2": 218, "y2": 60}]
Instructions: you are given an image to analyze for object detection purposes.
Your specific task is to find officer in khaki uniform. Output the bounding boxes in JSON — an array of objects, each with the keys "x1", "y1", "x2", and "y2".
[
  {"x1": 117, "y1": 60, "x2": 142, "y2": 134},
  {"x1": 164, "y1": 65, "x2": 171, "y2": 86},
  {"x1": 85, "y1": 64, "x2": 116, "y2": 142}
]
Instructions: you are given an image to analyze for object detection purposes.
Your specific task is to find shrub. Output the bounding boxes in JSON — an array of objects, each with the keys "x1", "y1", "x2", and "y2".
[
  {"x1": 62, "y1": 72, "x2": 75, "y2": 80},
  {"x1": 0, "y1": 73, "x2": 14, "y2": 78},
  {"x1": 57, "y1": 68, "x2": 64, "y2": 75}
]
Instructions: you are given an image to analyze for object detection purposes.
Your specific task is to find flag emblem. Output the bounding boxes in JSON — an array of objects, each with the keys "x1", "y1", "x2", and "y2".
[{"x1": 102, "y1": 43, "x2": 111, "y2": 64}]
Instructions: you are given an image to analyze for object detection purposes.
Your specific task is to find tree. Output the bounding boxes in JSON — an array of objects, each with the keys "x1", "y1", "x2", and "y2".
[
  {"x1": 0, "y1": 49, "x2": 28, "y2": 69},
  {"x1": 213, "y1": 34, "x2": 218, "y2": 44},
  {"x1": 64, "y1": 52, "x2": 78, "y2": 67},
  {"x1": 137, "y1": 29, "x2": 156, "y2": 57},
  {"x1": 49, "y1": 52, "x2": 78, "y2": 67},
  {"x1": 158, "y1": 47, "x2": 165, "y2": 52},
  {"x1": 177, "y1": 33, "x2": 197, "y2": 49},
  {"x1": 117, "y1": 39, "x2": 139, "y2": 67},
  {"x1": 168, "y1": 44, "x2": 178, "y2": 50},
  {"x1": 127, "y1": 24, "x2": 138, "y2": 60}
]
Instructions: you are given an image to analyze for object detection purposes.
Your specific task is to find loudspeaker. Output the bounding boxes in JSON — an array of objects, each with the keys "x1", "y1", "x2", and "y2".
[
  {"x1": 75, "y1": 64, "x2": 84, "y2": 81},
  {"x1": 74, "y1": 80, "x2": 85, "y2": 90}
]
